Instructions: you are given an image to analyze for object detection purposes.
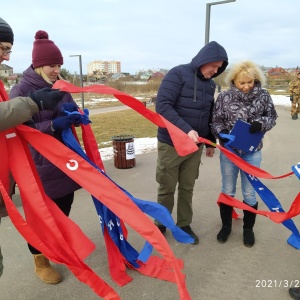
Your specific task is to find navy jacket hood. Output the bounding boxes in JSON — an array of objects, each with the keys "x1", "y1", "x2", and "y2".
[{"x1": 190, "y1": 41, "x2": 228, "y2": 78}]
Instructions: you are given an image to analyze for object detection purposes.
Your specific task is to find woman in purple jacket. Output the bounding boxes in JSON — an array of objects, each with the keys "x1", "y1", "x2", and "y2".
[{"x1": 10, "y1": 30, "x2": 83, "y2": 285}]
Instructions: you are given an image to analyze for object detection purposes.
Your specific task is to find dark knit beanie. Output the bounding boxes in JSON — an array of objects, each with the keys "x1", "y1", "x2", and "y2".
[
  {"x1": 0, "y1": 17, "x2": 14, "y2": 44},
  {"x1": 32, "y1": 30, "x2": 63, "y2": 68}
]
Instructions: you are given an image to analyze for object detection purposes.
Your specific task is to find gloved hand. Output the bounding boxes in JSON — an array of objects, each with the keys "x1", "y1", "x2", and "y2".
[
  {"x1": 249, "y1": 121, "x2": 262, "y2": 134},
  {"x1": 61, "y1": 103, "x2": 79, "y2": 113},
  {"x1": 51, "y1": 114, "x2": 83, "y2": 131},
  {"x1": 290, "y1": 95, "x2": 294, "y2": 102},
  {"x1": 218, "y1": 129, "x2": 230, "y2": 143},
  {"x1": 30, "y1": 88, "x2": 66, "y2": 111},
  {"x1": 23, "y1": 119, "x2": 36, "y2": 128}
]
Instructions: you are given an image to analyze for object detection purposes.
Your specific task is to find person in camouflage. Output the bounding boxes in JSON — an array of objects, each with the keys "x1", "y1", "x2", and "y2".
[{"x1": 289, "y1": 71, "x2": 300, "y2": 120}]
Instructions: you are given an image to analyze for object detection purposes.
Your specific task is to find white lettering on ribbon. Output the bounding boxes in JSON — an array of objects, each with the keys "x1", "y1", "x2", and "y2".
[
  {"x1": 5, "y1": 133, "x2": 16, "y2": 139},
  {"x1": 248, "y1": 175, "x2": 258, "y2": 181},
  {"x1": 66, "y1": 159, "x2": 79, "y2": 170},
  {"x1": 272, "y1": 207, "x2": 280, "y2": 212},
  {"x1": 107, "y1": 220, "x2": 114, "y2": 230},
  {"x1": 292, "y1": 162, "x2": 300, "y2": 179}
]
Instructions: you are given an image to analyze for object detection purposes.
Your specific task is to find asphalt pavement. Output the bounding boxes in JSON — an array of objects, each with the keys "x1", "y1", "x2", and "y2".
[
  {"x1": 1, "y1": 106, "x2": 299, "y2": 300},
  {"x1": 88, "y1": 105, "x2": 130, "y2": 115}
]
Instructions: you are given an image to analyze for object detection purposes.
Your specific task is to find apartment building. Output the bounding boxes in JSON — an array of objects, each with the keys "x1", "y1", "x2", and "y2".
[{"x1": 87, "y1": 60, "x2": 121, "y2": 75}]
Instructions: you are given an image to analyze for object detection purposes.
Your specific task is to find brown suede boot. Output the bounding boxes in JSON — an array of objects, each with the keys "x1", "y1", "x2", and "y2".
[{"x1": 33, "y1": 254, "x2": 62, "y2": 284}]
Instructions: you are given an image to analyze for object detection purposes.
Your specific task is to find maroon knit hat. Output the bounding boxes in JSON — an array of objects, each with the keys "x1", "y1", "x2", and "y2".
[{"x1": 32, "y1": 30, "x2": 63, "y2": 68}]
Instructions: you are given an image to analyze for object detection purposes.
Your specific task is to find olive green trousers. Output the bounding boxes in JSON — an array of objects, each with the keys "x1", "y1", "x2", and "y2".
[{"x1": 155, "y1": 141, "x2": 203, "y2": 227}]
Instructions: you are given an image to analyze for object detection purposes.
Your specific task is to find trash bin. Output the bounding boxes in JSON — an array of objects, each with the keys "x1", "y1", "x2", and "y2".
[{"x1": 112, "y1": 135, "x2": 136, "y2": 169}]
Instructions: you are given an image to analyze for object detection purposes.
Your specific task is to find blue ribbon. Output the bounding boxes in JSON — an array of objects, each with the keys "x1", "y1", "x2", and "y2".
[
  {"x1": 61, "y1": 110, "x2": 194, "y2": 264},
  {"x1": 245, "y1": 172, "x2": 300, "y2": 249},
  {"x1": 63, "y1": 109, "x2": 91, "y2": 125},
  {"x1": 292, "y1": 162, "x2": 300, "y2": 180},
  {"x1": 219, "y1": 132, "x2": 235, "y2": 152}
]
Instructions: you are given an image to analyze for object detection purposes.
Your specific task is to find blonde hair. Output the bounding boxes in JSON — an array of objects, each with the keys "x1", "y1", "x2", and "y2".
[
  {"x1": 225, "y1": 60, "x2": 266, "y2": 87},
  {"x1": 34, "y1": 67, "x2": 64, "y2": 85}
]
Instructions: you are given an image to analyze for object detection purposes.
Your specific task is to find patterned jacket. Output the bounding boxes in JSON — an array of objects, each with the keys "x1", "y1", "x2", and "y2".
[{"x1": 211, "y1": 82, "x2": 277, "y2": 152}]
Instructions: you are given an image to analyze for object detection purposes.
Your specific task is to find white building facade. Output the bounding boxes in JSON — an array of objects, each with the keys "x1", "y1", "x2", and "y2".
[{"x1": 87, "y1": 60, "x2": 121, "y2": 75}]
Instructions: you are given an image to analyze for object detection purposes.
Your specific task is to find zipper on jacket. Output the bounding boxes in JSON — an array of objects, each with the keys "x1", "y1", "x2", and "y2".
[{"x1": 193, "y1": 71, "x2": 197, "y2": 103}]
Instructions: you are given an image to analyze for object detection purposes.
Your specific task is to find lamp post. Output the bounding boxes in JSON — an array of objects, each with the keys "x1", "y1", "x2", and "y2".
[
  {"x1": 205, "y1": 0, "x2": 236, "y2": 45},
  {"x1": 69, "y1": 54, "x2": 84, "y2": 110}
]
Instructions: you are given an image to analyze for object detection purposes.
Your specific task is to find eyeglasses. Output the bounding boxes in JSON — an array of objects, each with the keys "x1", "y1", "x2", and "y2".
[{"x1": 0, "y1": 42, "x2": 12, "y2": 56}]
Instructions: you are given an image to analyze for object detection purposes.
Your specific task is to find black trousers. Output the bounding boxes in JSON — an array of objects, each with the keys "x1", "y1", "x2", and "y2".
[{"x1": 28, "y1": 192, "x2": 74, "y2": 255}]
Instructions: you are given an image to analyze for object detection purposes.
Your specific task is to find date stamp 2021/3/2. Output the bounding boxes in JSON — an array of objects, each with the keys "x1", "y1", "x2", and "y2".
[{"x1": 256, "y1": 280, "x2": 299, "y2": 288}]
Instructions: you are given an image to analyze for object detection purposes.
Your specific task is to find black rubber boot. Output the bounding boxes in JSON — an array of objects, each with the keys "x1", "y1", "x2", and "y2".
[
  {"x1": 243, "y1": 202, "x2": 258, "y2": 247},
  {"x1": 217, "y1": 203, "x2": 233, "y2": 244},
  {"x1": 156, "y1": 225, "x2": 166, "y2": 234},
  {"x1": 289, "y1": 287, "x2": 300, "y2": 299}
]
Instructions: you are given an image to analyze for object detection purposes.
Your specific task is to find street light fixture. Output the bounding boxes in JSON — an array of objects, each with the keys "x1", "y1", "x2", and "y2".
[
  {"x1": 69, "y1": 54, "x2": 84, "y2": 110},
  {"x1": 205, "y1": 0, "x2": 236, "y2": 45}
]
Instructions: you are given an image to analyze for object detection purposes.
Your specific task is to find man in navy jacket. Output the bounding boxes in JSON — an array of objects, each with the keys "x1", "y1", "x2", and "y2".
[{"x1": 154, "y1": 41, "x2": 228, "y2": 244}]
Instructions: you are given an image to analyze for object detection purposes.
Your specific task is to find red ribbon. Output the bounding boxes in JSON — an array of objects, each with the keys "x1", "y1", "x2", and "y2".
[
  {"x1": 1, "y1": 81, "x2": 122, "y2": 299},
  {"x1": 17, "y1": 125, "x2": 191, "y2": 300},
  {"x1": 53, "y1": 80, "x2": 293, "y2": 180},
  {"x1": 0, "y1": 81, "x2": 9, "y2": 191},
  {"x1": 76, "y1": 110, "x2": 188, "y2": 287},
  {"x1": 197, "y1": 137, "x2": 293, "y2": 179},
  {"x1": 1, "y1": 130, "x2": 122, "y2": 299},
  {"x1": 218, "y1": 192, "x2": 300, "y2": 223},
  {"x1": 1, "y1": 80, "x2": 192, "y2": 299},
  {"x1": 53, "y1": 80, "x2": 198, "y2": 157},
  {"x1": 0, "y1": 80, "x2": 9, "y2": 101},
  {"x1": 3, "y1": 78, "x2": 297, "y2": 299},
  {"x1": 59, "y1": 81, "x2": 299, "y2": 224},
  {"x1": 53, "y1": 80, "x2": 299, "y2": 226}
]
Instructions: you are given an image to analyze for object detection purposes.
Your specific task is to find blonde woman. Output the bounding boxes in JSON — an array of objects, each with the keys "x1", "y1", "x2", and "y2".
[{"x1": 211, "y1": 61, "x2": 277, "y2": 247}]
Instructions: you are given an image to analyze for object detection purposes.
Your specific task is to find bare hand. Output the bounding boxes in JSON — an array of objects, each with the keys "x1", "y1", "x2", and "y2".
[
  {"x1": 206, "y1": 147, "x2": 215, "y2": 157},
  {"x1": 188, "y1": 130, "x2": 200, "y2": 144}
]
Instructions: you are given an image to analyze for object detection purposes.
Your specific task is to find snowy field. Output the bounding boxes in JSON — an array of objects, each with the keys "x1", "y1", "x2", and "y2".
[{"x1": 99, "y1": 94, "x2": 291, "y2": 161}]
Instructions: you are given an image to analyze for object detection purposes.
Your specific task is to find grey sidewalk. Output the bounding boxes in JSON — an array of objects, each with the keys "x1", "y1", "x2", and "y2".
[
  {"x1": 88, "y1": 105, "x2": 130, "y2": 115},
  {"x1": 1, "y1": 107, "x2": 299, "y2": 300}
]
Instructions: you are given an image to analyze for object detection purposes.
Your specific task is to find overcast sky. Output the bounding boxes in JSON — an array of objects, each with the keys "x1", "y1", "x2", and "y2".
[{"x1": 2, "y1": 0, "x2": 300, "y2": 75}]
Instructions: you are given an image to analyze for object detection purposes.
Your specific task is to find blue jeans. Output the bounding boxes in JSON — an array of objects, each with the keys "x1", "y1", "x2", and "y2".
[{"x1": 220, "y1": 150, "x2": 262, "y2": 206}]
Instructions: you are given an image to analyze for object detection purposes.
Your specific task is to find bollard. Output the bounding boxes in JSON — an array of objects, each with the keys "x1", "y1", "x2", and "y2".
[{"x1": 111, "y1": 135, "x2": 136, "y2": 169}]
